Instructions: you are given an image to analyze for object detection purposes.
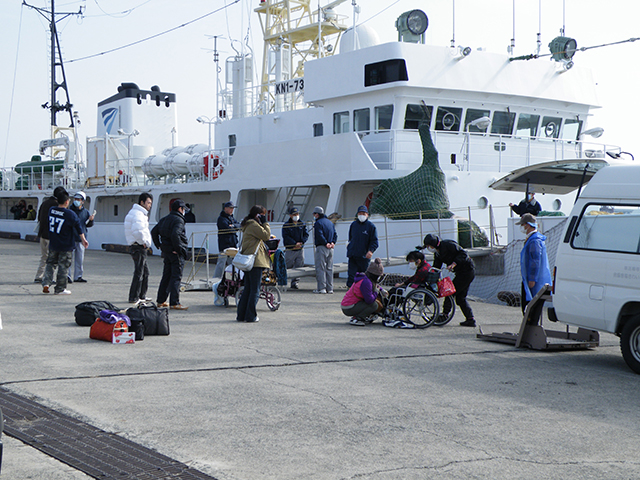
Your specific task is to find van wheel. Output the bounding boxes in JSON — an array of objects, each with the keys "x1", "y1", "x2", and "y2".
[{"x1": 620, "y1": 316, "x2": 640, "y2": 374}]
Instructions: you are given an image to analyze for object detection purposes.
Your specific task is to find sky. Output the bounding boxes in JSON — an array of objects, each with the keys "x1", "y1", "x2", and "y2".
[{"x1": 1, "y1": 0, "x2": 639, "y2": 169}]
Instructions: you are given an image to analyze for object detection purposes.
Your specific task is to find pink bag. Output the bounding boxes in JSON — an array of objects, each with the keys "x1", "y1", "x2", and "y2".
[{"x1": 437, "y1": 277, "x2": 456, "y2": 297}]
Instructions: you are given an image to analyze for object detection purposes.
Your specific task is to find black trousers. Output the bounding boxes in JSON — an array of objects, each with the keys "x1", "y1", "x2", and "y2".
[
  {"x1": 347, "y1": 256, "x2": 371, "y2": 287},
  {"x1": 443, "y1": 268, "x2": 475, "y2": 320},
  {"x1": 156, "y1": 251, "x2": 185, "y2": 306},
  {"x1": 128, "y1": 244, "x2": 149, "y2": 302}
]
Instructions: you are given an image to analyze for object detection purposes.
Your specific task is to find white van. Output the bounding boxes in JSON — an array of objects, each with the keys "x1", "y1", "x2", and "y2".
[{"x1": 551, "y1": 164, "x2": 640, "y2": 373}]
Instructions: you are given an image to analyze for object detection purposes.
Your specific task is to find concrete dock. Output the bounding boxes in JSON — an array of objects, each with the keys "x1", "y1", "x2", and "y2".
[{"x1": 1, "y1": 237, "x2": 639, "y2": 479}]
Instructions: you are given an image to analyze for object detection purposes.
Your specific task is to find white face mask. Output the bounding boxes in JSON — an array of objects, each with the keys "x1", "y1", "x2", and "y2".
[
  {"x1": 292, "y1": 215, "x2": 300, "y2": 222},
  {"x1": 408, "y1": 262, "x2": 417, "y2": 270},
  {"x1": 357, "y1": 214, "x2": 367, "y2": 223},
  {"x1": 520, "y1": 225, "x2": 528, "y2": 234},
  {"x1": 426, "y1": 246, "x2": 436, "y2": 253}
]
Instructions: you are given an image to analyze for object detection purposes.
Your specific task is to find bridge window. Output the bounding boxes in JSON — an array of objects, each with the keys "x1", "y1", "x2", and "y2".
[
  {"x1": 515, "y1": 114, "x2": 540, "y2": 137},
  {"x1": 562, "y1": 118, "x2": 583, "y2": 141},
  {"x1": 364, "y1": 59, "x2": 409, "y2": 87},
  {"x1": 541, "y1": 116, "x2": 562, "y2": 138},
  {"x1": 313, "y1": 123, "x2": 323, "y2": 137},
  {"x1": 491, "y1": 111, "x2": 516, "y2": 135},
  {"x1": 353, "y1": 108, "x2": 370, "y2": 132},
  {"x1": 333, "y1": 111, "x2": 349, "y2": 134},
  {"x1": 375, "y1": 105, "x2": 393, "y2": 130},
  {"x1": 435, "y1": 107, "x2": 462, "y2": 132},
  {"x1": 404, "y1": 104, "x2": 433, "y2": 129},
  {"x1": 464, "y1": 109, "x2": 490, "y2": 132}
]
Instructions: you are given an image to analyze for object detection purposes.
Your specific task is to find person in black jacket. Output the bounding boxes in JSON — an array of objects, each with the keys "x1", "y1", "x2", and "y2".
[
  {"x1": 346, "y1": 205, "x2": 378, "y2": 287},
  {"x1": 509, "y1": 188, "x2": 542, "y2": 217},
  {"x1": 213, "y1": 201, "x2": 241, "y2": 279},
  {"x1": 152, "y1": 198, "x2": 189, "y2": 310},
  {"x1": 281, "y1": 207, "x2": 309, "y2": 289},
  {"x1": 422, "y1": 233, "x2": 476, "y2": 327}
]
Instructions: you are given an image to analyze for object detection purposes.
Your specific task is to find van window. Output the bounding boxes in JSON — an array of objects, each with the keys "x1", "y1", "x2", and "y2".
[
  {"x1": 404, "y1": 104, "x2": 432, "y2": 129},
  {"x1": 571, "y1": 204, "x2": 640, "y2": 254},
  {"x1": 375, "y1": 105, "x2": 393, "y2": 130},
  {"x1": 435, "y1": 107, "x2": 462, "y2": 132},
  {"x1": 333, "y1": 111, "x2": 349, "y2": 134}
]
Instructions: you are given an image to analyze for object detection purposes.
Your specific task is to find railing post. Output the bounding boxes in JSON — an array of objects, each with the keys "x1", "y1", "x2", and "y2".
[
  {"x1": 419, "y1": 210, "x2": 423, "y2": 244},
  {"x1": 437, "y1": 210, "x2": 441, "y2": 237},
  {"x1": 468, "y1": 206, "x2": 474, "y2": 249},
  {"x1": 205, "y1": 233, "x2": 210, "y2": 283},
  {"x1": 489, "y1": 204, "x2": 495, "y2": 249},
  {"x1": 384, "y1": 216, "x2": 390, "y2": 264}
]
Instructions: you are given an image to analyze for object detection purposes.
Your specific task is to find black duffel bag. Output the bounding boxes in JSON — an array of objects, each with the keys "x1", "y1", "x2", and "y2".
[
  {"x1": 74, "y1": 301, "x2": 121, "y2": 327},
  {"x1": 126, "y1": 304, "x2": 170, "y2": 336}
]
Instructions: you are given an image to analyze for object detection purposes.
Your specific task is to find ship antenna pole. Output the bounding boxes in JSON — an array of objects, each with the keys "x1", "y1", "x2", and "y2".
[
  {"x1": 352, "y1": 0, "x2": 357, "y2": 51},
  {"x1": 451, "y1": 0, "x2": 455, "y2": 48},
  {"x1": 535, "y1": 0, "x2": 542, "y2": 55}
]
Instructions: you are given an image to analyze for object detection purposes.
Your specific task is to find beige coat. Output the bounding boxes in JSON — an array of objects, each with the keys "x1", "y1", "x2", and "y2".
[{"x1": 240, "y1": 219, "x2": 272, "y2": 269}]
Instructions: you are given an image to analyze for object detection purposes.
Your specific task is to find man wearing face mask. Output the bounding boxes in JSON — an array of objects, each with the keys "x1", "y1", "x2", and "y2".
[
  {"x1": 346, "y1": 205, "x2": 379, "y2": 287},
  {"x1": 516, "y1": 213, "x2": 551, "y2": 321},
  {"x1": 282, "y1": 207, "x2": 309, "y2": 289},
  {"x1": 422, "y1": 233, "x2": 476, "y2": 327},
  {"x1": 69, "y1": 191, "x2": 94, "y2": 283},
  {"x1": 509, "y1": 188, "x2": 542, "y2": 217}
]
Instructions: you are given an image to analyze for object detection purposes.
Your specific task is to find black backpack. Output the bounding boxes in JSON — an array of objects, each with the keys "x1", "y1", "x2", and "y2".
[{"x1": 74, "y1": 301, "x2": 121, "y2": 327}]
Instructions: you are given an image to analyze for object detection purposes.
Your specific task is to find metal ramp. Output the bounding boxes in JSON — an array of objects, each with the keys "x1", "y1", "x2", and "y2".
[{"x1": 477, "y1": 285, "x2": 599, "y2": 350}]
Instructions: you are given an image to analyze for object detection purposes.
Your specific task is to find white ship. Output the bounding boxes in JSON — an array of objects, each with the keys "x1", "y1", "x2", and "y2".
[{"x1": 0, "y1": 1, "x2": 626, "y2": 266}]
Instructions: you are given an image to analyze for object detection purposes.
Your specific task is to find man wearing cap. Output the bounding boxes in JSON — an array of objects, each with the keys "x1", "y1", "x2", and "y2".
[
  {"x1": 346, "y1": 205, "x2": 379, "y2": 287},
  {"x1": 517, "y1": 213, "x2": 552, "y2": 322},
  {"x1": 510, "y1": 188, "x2": 542, "y2": 217},
  {"x1": 34, "y1": 186, "x2": 67, "y2": 283},
  {"x1": 213, "y1": 201, "x2": 241, "y2": 280},
  {"x1": 151, "y1": 198, "x2": 189, "y2": 310},
  {"x1": 312, "y1": 206, "x2": 337, "y2": 294},
  {"x1": 69, "y1": 191, "x2": 94, "y2": 283},
  {"x1": 282, "y1": 207, "x2": 309, "y2": 289}
]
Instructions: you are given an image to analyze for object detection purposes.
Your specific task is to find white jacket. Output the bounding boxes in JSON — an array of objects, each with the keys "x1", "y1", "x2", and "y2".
[{"x1": 124, "y1": 203, "x2": 152, "y2": 247}]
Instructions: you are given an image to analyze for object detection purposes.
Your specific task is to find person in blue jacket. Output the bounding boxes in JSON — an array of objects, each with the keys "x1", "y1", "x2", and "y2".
[
  {"x1": 517, "y1": 213, "x2": 552, "y2": 322},
  {"x1": 312, "y1": 206, "x2": 337, "y2": 294},
  {"x1": 346, "y1": 205, "x2": 379, "y2": 287},
  {"x1": 282, "y1": 207, "x2": 309, "y2": 289}
]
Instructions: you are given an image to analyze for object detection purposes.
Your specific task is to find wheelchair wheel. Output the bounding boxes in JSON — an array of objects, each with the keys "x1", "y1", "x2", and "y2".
[
  {"x1": 434, "y1": 296, "x2": 456, "y2": 326},
  {"x1": 403, "y1": 289, "x2": 439, "y2": 328},
  {"x1": 263, "y1": 286, "x2": 281, "y2": 311}
]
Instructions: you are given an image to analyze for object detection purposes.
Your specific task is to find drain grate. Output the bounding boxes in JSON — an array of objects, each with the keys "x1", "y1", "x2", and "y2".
[{"x1": 0, "y1": 387, "x2": 217, "y2": 479}]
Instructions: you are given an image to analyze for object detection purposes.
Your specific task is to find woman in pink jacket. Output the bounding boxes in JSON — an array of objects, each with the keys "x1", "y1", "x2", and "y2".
[{"x1": 341, "y1": 257, "x2": 384, "y2": 326}]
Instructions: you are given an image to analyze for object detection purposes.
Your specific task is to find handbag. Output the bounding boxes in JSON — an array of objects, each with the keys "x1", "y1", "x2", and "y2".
[
  {"x1": 126, "y1": 304, "x2": 170, "y2": 335},
  {"x1": 90, "y1": 319, "x2": 128, "y2": 342},
  {"x1": 74, "y1": 301, "x2": 120, "y2": 326},
  {"x1": 437, "y1": 276, "x2": 456, "y2": 297},
  {"x1": 232, "y1": 242, "x2": 262, "y2": 272}
]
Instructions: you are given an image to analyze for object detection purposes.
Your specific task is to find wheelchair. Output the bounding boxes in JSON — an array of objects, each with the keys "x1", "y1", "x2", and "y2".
[{"x1": 380, "y1": 268, "x2": 456, "y2": 328}]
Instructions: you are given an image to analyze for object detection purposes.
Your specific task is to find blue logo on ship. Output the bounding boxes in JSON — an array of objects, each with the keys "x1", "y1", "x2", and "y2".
[{"x1": 102, "y1": 108, "x2": 118, "y2": 134}]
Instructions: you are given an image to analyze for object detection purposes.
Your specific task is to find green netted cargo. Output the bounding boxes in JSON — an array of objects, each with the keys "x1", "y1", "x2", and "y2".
[
  {"x1": 369, "y1": 123, "x2": 453, "y2": 220},
  {"x1": 457, "y1": 220, "x2": 489, "y2": 248}
]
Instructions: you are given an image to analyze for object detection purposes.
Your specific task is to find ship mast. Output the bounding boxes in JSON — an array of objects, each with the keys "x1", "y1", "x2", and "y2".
[{"x1": 254, "y1": 0, "x2": 348, "y2": 114}]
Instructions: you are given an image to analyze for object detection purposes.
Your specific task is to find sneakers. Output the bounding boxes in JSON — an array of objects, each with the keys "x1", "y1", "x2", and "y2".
[
  {"x1": 170, "y1": 304, "x2": 189, "y2": 310},
  {"x1": 42, "y1": 285, "x2": 50, "y2": 294},
  {"x1": 246, "y1": 316, "x2": 259, "y2": 323},
  {"x1": 158, "y1": 302, "x2": 169, "y2": 307},
  {"x1": 140, "y1": 297, "x2": 152, "y2": 302},
  {"x1": 290, "y1": 283, "x2": 299, "y2": 290},
  {"x1": 349, "y1": 317, "x2": 366, "y2": 326},
  {"x1": 326, "y1": 290, "x2": 334, "y2": 294},
  {"x1": 459, "y1": 319, "x2": 476, "y2": 327},
  {"x1": 55, "y1": 289, "x2": 72, "y2": 295},
  {"x1": 75, "y1": 277, "x2": 87, "y2": 283},
  {"x1": 313, "y1": 289, "x2": 327, "y2": 294}
]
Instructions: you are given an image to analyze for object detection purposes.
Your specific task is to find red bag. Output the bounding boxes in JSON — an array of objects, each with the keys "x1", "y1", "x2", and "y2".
[
  {"x1": 90, "y1": 319, "x2": 128, "y2": 342},
  {"x1": 437, "y1": 277, "x2": 456, "y2": 297}
]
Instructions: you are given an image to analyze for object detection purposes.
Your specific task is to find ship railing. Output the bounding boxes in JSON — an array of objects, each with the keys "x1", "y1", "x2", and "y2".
[
  {"x1": 0, "y1": 162, "x2": 85, "y2": 192},
  {"x1": 355, "y1": 128, "x2": 621, "y2": 172}
]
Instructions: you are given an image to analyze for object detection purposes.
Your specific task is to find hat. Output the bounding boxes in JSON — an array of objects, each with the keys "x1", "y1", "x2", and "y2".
[
  {"x1": 313, "y1": 206, "x2": 324, "y2": 215},
  {"x1": 171, "y1": 199, "x2": 186, "y2": 211},
  {"x1": 366, "y1": 258, "x2": 384, "y2": 277},
  {"x1": 527, "y1": 186, "x2": 536, "y2": 194},
  {"x1": 289, "y1": 207, "x2": 299, "y2": 215},
  {"x1": 74, "y1": 191, "x2": 86, "y2": 200},
  {"x1": 516, "y1": 213, "x2": 537, "y2": 227},
  {"x1": 357, "y1": 205, "x2": 368, "y2": 214},
  {"x1": 223, "y1": 201, "x2": 236, "y2": 208},
  {"x1": 422, "y1": 233, "x2": 440, "y2": 248}
]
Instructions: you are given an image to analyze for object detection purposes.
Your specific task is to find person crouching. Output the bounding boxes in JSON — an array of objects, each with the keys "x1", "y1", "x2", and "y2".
[{"x1": 341, "y1": 257, "x2": 384, "y2": 326}]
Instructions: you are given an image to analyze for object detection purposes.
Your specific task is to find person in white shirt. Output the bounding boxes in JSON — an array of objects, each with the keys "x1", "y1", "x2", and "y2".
[{"x1": 124, "y1": 193, "x2": 153, "y2": 304}]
